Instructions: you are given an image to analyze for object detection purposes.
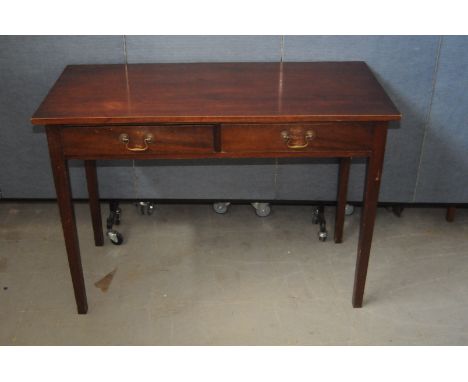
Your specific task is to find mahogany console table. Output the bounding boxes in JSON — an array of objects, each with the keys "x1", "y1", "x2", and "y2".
[{"x1": 31, "y1": 62, "x2": 401, "y2": 314}]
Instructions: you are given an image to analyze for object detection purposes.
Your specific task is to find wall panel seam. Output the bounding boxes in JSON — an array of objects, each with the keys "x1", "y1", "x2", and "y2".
[
  {"x1": 280, "y1": 35, "x2": 284, "y2": 62},
  {"x1": 273, "y1": 36, "x2": 284, "y2": 200},
  {"x1": 123, "y1": 35, "x2": 137, "y2": 197},
  {"x1": 123, "y1": 35, "x2": 128, "y2": 65},
  {"x1": 412, "y1": 35, "x2": 443, "y2": 202}
]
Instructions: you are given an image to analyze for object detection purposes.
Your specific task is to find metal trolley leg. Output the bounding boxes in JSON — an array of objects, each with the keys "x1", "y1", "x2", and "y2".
[
  {"x1": 106, "y1": 200, "x2": 123, "y2": 245},
  {"x1": 313, "y1": 205, "x2": 328, "y2": 242}
]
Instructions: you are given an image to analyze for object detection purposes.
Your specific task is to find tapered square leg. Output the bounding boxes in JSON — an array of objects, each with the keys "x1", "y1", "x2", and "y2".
[
  {"x1": 334, "y1": 157, "x2": 351, "y2": 243},
  {"x1": 352, "y1": 127, "x2": 388, "y2": 308},
  {"x1": 46, "y1": 127, "x2": 88, "y2": 314},
  {"x1": 85, "y1": 160, "x2": 104, "y2": 246}
]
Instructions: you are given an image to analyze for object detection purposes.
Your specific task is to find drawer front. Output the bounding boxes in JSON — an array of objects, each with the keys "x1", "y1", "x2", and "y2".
[
  {"x1": 221, "y1": 123, "x2": 374, "y2": 153},
  {"x1": 61, "y1": 125, "x2": 215, "y2": 157}
]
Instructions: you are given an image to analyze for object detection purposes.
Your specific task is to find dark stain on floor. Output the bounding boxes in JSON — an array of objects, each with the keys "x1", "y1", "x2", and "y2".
[{"x1": 94, "y1": 268, "x2": 117, "y2": 292}]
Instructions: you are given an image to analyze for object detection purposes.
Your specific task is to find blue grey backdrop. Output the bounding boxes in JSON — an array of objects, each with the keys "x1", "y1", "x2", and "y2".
[{"x1": 0, "y1": 36, "x2": 466, "y2": 203}]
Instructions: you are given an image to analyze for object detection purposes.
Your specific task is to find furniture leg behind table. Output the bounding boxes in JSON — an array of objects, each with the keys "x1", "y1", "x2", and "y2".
[
  {"x1": 85, "y1": 160, "x2": 104, "y2": 247},
  {"x1": 446, "y1": 206, "x2": 456, "y2": 222},
  {"x1": 46, "y1": 126, "x2": 88, "y2": 314},
  {"x1": 352, "y1": 125, "x2": 388, "y2": 308}
]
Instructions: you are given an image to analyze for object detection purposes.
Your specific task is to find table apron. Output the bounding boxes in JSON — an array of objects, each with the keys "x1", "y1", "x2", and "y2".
[{"x1": 57, "y1": 122, "x2": 378, "y2": 160}]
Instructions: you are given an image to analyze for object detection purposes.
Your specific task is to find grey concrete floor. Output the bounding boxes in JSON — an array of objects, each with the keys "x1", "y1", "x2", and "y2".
[{"x1": 0, "y1": 201, "x2": 467, "y2": 345}]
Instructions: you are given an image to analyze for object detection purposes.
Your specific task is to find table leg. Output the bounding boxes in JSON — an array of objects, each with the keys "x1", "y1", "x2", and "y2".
[
  {"x1": 334, "y1": 157, "x2": 351, "y2": 243},
  {"x1": 352, "y1": 127, "x2": 387, "y2": 308},
  {"x1": 85, "y1": 160, "x2": 104, "y2": 246},
  {"x1": 446, "y1": 206, "x2": 456, "y2": 222},
  {"x1": 46, "y1": 127, "x2": 88, "y2": 314}
]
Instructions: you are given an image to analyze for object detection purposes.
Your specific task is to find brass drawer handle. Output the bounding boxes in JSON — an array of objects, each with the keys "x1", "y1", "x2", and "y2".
[
  {"x1": 119, "y1": 133, "x2": 153, "y2": 152},
  {"x1": 281, "y1": 130, "x2": 316, "y2": 149}
]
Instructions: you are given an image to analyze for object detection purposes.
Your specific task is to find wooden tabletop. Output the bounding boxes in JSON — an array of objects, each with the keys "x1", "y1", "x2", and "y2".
[{"x1": 31, "y1": 62, "x2": 401, "y2": 125}]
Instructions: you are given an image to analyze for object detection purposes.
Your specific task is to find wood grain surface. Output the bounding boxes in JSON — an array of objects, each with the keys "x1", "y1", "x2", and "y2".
[{"x1": 32, "y1": 62, "x2": 401, "y2": 125}]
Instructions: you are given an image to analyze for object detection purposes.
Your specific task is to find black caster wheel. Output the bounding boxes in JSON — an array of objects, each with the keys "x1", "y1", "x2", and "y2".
[
  {"x1": 137, "y1": 201, "x2": 155, "y2": 215},
  {"x1": 213, "y1": 202, "x2": 230, "y2": 214},
  {"x1": 252, "y1": 202, "x2": 271, "y2": 217},
  {"x1": 345, "y1": 204, "x2": 355, "y2": 216},
  {"x1": 318, "y1": 231, "x2": 328, "y2": 242},
  {"x1": 107, "y1": 230, "x2": 123, "y2": 245}
]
